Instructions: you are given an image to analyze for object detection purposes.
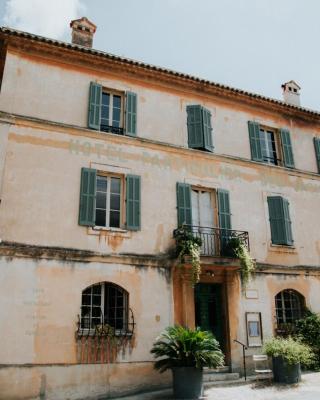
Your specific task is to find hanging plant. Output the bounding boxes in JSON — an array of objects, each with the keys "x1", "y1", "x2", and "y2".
[
  {"x1": 173, "y1": 226, "x2": 202, "y2": 286},
  {"x1": 222, "y1": 236, "x2": 255, "y2": 288}
]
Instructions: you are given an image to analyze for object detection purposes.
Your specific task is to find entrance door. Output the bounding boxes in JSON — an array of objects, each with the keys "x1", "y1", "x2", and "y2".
[
  {"x1": 195, "y1": 283, "x2": 225, "y2": 352},
  {"x1": 191, "y1": 189, "x2": 215, "y2": 255}
]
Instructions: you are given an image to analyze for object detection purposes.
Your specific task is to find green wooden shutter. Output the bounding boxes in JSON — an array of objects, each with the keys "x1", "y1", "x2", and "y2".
[
  {"x1": 280, "y1": 129, "x2": 295, "y2": 168},
  {"x1": 217, "y1": 189, "x2": 232, "y2": 251},
  {"x1": 88, "y1": 82, "x2": 102, "y2": 130},
  {"x1": 202, "y1": 107, "x2": 214, "y2": 152},
  {"x1": 79, "y1": 168, "x2": 97, "y2": 226},
  {"x1": 125, "y1": 92, "x2": 137, "y2": 136},
  {"x1": 126, "y1": 175, "x2": 141, "y2": 230},
  {"x1": 267, "y1": 196, "x2": 293, "y2": 245},
  {"x1": 187, "y1": 105, "x2": 203, "y2": 149},
  {"x1": 176, "y1": 183, "x2": 192, "y2": 227},
  {"x1": 313, "y1": 137, "x2": 320, "y2": 173},
  {"x1": 248, "y1": 121, "x2": 263, "y2": 162}
]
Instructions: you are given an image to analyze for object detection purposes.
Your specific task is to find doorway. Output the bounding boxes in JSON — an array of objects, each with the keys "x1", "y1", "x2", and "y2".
[{"x1": 194, "y1": 283, "x2": 226, "y2": 353}]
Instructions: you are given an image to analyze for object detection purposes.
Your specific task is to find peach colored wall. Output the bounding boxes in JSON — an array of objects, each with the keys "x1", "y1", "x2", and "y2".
[
  {"x1": 0, "y1": 51, "x2": 319, "y2": 174},
  {"x1": 0, "y1": 123, "x2": 320, "y2": 267},
  {"x1": 0, "y1": 257, "x2": 172, "y2": 365}
]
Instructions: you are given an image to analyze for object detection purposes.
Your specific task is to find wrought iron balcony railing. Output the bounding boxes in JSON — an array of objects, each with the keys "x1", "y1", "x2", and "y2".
[{"x1": 174, "y1": 225, "x2": 250, "y2": 258}]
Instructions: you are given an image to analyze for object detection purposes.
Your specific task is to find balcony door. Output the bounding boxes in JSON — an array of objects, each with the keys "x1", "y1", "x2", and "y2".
[{"x1": 191, "y1": 189, "x2": 215, "y2": 255}]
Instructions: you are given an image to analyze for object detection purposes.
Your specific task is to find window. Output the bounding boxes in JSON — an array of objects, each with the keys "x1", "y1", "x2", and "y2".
[
  {"x1": 81, "y1": 282, "x2": 129, "y2": 331},
  {"x1": 95, "y1": 175, "x2": 121, "y2": 228},
  {"x1": 267, "y1": 196, "x2": 293, "y2": 246},
  {"x1": 186, "y1": 105, "x2": 213, "y2": 152},
  {"x1": 275, "y1": 289, "x2": 305, "y2": 334},
  {"x1": 259, "y1": 128, "x2": 278, "y2": 165},
  {"x1": 248, "y1": 121, "x2": 295, "y2": 168},
  {"x1": 88, "y1": 82, "x2": 137, "y2": 136},
  {"x1": 101, "y1": 92, "x2": 123, "y2": 134},
  {"x1": 79, "y1": 168, "x2": 141, "y2": 231}
]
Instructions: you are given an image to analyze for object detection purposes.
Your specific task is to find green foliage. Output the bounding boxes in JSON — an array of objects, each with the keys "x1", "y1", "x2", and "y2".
[
  {"x1": 295, "y1": 310, "x2": 320, "y2": 370},
  {"x1": 174, "y1": 226, "x2": 202, "y2": 286},
  {"x1": 222, "y1": 237, "x2": 255, "y2": 288},
  {"x1": 150, "y1": 326, "x2": 224, "y2": 373},
  {"x1": 263, "y1": 336, "x2": 314, "y2": 366}
]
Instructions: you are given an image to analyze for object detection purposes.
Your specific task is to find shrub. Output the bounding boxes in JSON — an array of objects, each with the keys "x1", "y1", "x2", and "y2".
[
  {"x1": 150, "y1": 326, "x2": 224, "y2": 372},
  {"x1": 263, "y1": 336, "x2": 314, "y2": 366},
  {"x1": 295, "y1": 310, "x2": 320, "y2": 370}
]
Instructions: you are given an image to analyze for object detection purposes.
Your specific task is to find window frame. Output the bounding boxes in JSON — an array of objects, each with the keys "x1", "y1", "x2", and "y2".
[
  {"x1": 259, "y1": 125, "x2": 282, "y2": 166},
  {"x1": 100, "y1": 88, "x2": 125, "y2": 135},
  {"x1": 94, "y1": 172, "x2": 125, "y2": 230},
  {"x1": 80, "y1": 282, "x2": 129, "y2": 334},
  {"x1": 275, "y1": 289, "x2": 305, "y2": 335}
]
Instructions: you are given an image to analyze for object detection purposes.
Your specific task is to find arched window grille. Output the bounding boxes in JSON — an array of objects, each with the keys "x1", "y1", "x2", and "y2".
[
  {"x1": 275, "y1": 289, "x2": 305, "y2": 333},
  {"x1": 81, "y1": 282, "x2": 129, "y2": 331}
]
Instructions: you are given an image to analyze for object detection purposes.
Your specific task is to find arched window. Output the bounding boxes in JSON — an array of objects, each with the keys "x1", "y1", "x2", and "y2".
[
  {"x1": 275, "y1": 289, "x2": 305, "y2": 333},
  {"x1": 81, "y1": 282, "x2": 128, "y2": 331}
]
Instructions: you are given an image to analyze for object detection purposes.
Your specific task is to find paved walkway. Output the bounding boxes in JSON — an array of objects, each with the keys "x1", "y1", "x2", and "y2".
[{"x1": 117, "y1": 372, "x2": 320, "y2": 400}]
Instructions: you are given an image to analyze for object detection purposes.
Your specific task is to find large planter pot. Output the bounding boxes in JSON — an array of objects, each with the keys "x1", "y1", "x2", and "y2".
[
  {"x1": 172, "y1": 367, "x2": 203, "y2": 399},
  {"x1": 272, "y1": 356, "x2": 301, "y2": 384}
]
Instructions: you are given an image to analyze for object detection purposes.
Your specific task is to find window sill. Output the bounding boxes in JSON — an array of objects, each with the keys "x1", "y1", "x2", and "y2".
[
  {"x1": 269, "y1": 244, "x2": 297, "y2": 254},
  {"x1": 87, "y1": 226, "x2": 131, "y2": 238}
]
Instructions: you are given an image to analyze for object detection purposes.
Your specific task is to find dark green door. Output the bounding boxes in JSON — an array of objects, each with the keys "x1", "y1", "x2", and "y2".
[{"x1": 195, "y1": 283, "x2": 225, "y2": 352}]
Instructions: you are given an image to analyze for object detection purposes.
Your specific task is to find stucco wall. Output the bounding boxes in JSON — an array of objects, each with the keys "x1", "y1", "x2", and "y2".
[
  {"x1": 0, "y1": 51, "x2": 319, "y2": 174},
  {"x1": 0, "y1": 122, "x2": 320, "y2": 267}
]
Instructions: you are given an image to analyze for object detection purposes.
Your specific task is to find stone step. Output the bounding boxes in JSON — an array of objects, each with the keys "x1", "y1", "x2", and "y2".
[
  {"x1": 203, "y1": 365, "x2": 230, "y2": 373},
  {"x1": 203, "y1": 371, "x2": 240, "y2": 382}
]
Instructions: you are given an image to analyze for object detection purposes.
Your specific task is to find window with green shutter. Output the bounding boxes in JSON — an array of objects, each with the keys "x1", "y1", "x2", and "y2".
[
  {"x1": 79, "y1": 169, "x2": 141, "y2": 231},
  {"x1": 248, "y1": 121, "x2": 263, "y2": 162},
  {"x1": 176, "y1": 182, "x2": 192, "y2": 227},
  {"x1": 313, "y1": 137, "x2": 320, "y2": 173},
  {"x1": 88, "y1": 82, "x2": 137, "y2": 137},
  {"x1": 217, "y1": 189, "x2": 232, "y2": 250},
  {"x1": 267, "y1": 196, "x2": 293, "y2": 246},
  {"x1": 187, "y1": 105, "x2": 213, "y2": 152}
]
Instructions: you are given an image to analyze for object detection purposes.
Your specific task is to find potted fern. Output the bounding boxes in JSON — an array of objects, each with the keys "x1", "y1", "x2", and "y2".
[{"x1": 151, "y1": 326, "x2": 224, "y2": 399}]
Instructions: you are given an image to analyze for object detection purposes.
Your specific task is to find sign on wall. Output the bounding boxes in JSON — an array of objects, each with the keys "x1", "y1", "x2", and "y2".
[{"x1": 245, "y1": 312, "x2": 263, "y2": 347}]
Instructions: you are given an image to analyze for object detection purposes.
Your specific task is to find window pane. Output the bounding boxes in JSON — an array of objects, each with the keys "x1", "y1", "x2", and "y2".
[
  {"x1": 101, "y1": 93, "x2": 110, "y2": 127},
  {"x1": 113, "y1": 95, "x2": 121, "y2": 109},
  {"x1": 112, "y1": 95, "x2": 121, "y2": 127},
  {"x1": 111, "y1": 177, "x2": 121, "y2": 194},
  {"x1": 97, "y1": 176, "x2": 108, "y2": 192},
  {"x1": 92, "y1": 295, "x2": 101, "y2": 306},
  {"x1": 110, "y1": 211, "x2": 120, "y2": 228},
  {"x1": 82, "y1": 294, "x2": 91, "y2": 306},
  {"x1": 110, "y1": 194, "x2": 120, "y2": 211},
  {"x1": 95, "y1": 209, "x2": 106, "y2": 227},
  {"x1": 96, "y1": 191, "x2": 107, "y2": 209}
]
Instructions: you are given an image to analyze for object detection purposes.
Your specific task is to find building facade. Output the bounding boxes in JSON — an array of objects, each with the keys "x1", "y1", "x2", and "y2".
[{"x1": 0, "y1": 18, "x2": 320, "y2": 400}]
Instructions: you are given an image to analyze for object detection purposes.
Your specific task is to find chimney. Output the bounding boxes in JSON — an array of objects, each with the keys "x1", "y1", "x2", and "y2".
[
  {"x1": 70, "y1": 17, "x2": 97, "y2": 48},
  {"x1": 281, "y1": 80, "x2": 301, "y2": 107}
]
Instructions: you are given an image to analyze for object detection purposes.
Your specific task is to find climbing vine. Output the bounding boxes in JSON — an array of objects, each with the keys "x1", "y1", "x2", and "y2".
[{"x1": 173, "y1": 226, "x2": 202, "y2": 286}]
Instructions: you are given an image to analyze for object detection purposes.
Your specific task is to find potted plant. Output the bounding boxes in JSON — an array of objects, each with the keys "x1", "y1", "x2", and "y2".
[
  {"x1": 151, "y1": 326, "x2": 224, "y2": 399},
  {"x1": 263, "y1": 337, "x2": 313, "y2": 384}
]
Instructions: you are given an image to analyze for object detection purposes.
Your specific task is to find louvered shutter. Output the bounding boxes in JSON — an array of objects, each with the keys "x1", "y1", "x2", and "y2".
[
  {"x1": 187, "y1": 105, "x2": 203, "y2": 149},
  {"x1": 313, "y1": 137, "x2": 320, "y2": 173},
  {"x1": 248, "y1": 121, "x2": 263, "y2": 162},
  {"x1": 88, "y1": 82, "x2": 102, "y2": 130},
  {"x1": 202, "y1": 107, "x2": 214, "y2": 152},
  {"x1": 126, "y1": 175, "x2": 141, "y2": 230},
  {"x1": 267, "y1": 196, "x2": 293, "y2": 245},
  {"x1": 176, "y1": 183, "x2": 192, "y2": 227},
  {"x1": 217, "y1": 189, "x2": 232, "y2": 250},
  {"x1": 125, "y1": 92, "x2": 137, "y2": 136},
  {"x1": 79, "y1": 168, "x2": 97, "y2": 226},
  {"x1": 280, "y1": 129, "x2": 295, "y2": 168}
]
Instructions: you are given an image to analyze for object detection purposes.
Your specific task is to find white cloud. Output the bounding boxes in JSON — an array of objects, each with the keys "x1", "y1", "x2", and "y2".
[{"x1": 3, "y1": 0, "x2": 86, "y2": 39}]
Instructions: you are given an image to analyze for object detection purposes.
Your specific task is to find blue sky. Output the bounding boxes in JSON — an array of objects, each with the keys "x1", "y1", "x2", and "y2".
[{"x1": 1, "y1": 0, "x2": 319, "y2": 110}]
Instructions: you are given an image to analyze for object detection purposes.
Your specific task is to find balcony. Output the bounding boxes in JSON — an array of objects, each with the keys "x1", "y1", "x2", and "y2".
[{"x1": 174, "y1": 225, "x2": 250, "y2": 258}]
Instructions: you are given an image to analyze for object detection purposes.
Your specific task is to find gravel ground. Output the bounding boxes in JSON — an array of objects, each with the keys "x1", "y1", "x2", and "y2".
[{"x1": 117, "y1": 372, "x2": 320, "y2": 400}]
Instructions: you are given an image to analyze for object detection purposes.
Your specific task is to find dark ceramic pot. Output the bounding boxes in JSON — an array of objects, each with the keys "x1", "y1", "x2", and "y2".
[{"x1": 172, "y1": 367, "x2": 203, "y2": 399}]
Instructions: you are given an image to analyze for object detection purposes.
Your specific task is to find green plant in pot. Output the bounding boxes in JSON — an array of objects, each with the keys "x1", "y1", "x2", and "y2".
[
  {"x1": 151, "y1": 325, "x2": 224, "y2": 399},
  {"x1": 263, "y1": 336, "x2": 313, "y2": 384}
]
